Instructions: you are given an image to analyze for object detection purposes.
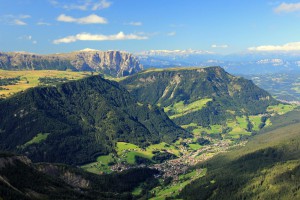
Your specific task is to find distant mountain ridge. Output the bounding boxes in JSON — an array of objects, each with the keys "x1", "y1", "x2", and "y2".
[
  {"x1": 136, "y1": 50, "x2": 300, "y2": 74},
  {"x1": 0, "y1": 50, "x2": 143, "y2": 77}
]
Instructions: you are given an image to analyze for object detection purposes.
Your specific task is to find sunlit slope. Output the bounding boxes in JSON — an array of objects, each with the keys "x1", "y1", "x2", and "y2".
[
  {"x1": 120, "y1": 67, "x2": 279, "y2": 138},
  {"x1": 180, "y1": 109, "x2": 300, "y2": 200}
]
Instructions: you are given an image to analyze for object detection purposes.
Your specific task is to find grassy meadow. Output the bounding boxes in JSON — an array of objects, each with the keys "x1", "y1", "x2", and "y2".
[{"x1": 0, "y1": 69, "x2": 92, "y2": 98}]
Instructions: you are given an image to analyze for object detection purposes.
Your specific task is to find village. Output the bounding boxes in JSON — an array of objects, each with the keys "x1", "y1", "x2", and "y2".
[{"x1": 110, "y1": 139, "x2": 247, "y2": 181}]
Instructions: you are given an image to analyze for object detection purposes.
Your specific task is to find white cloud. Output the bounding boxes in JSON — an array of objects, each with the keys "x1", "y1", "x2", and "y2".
[
  {"x1": 248, "y1": 42, "x2": 300, "y2": 51},
  {"x1": 14, "y1": 19, "x2": 27, "y2": 26},
  {"x1": 51, "y1": 0, "x2": 111, "y2": 11},
  {"x1": 167, "y1": 31, "x2": 176, "y2": 36},
  {"x1": 92, "y1": 0, "x2": 112, "y2": 10},
  {"x1": 37, "y1": 22, "x2": 51, "y2": 26},
  {"x1": 53, "y1": 32, "x2": 148, "y2": 44},
  {"x1": 57, "y1": 14, "x2": 107, "y2": 24},
  {"x1": 127, "y1": 21, "x2": 142, "y2": 26},
  {"x1": 20, "y1": 15, "x2": 31, "y2": 19},
  {"x1": 211, "y1": 44, "x2": 228, "y2": 48},
  {"x1": 19, "y1": 35, "x2": 32, "y2": 40},
  {"x1": 1, "y1": 14, "x2": 31, "y2": 25},
  {"x1": 63, "y1": 4, "x2": 88, "y2": 10},
  {"x1": 274, "y1": 2, "x2": 300, "y2": 13}
]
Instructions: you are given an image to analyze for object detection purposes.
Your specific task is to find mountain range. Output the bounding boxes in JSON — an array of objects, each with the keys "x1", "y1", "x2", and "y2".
[
  {"x1": 136, "y1": 50, "x2": 300, "y2": 75},
  {"x1": 0, "y1": 50, "x2": 142, "y2": 77}
]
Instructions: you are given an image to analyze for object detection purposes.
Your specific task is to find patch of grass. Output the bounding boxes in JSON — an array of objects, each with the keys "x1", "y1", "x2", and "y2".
[
  {"x1": 165, "y1": 99, "x2": 212, "y2": 119},
  {"x1": 249, "y1": 115, "x2": 262, "y2": 131},
  {"x1": 116, "y1": 142, "x2": 140, "y2": 152},
  {"x1": 188, "y1": 143, "x2": 202, "y2": 151},
  {"x1": 147, "y1": 142, "x2": 180, "y2": 157},
  {"x1": 81, "y1": 161, "x2": 112, "y2": 174},
  {"x1": 132, "y1": 186, "x2": 143, "y2": 196},
  {"x1": 115, "y1": 142, "x2": 181, "y2": 165},
  {"x1": 22, "y1": 133, "x2": 49, "y2": 148},
  {"x1": 191, "y1": 124, "x2": 222, "y2": 135},
  {"x1": 81, "y1": 154, "x2": 115, "y2": 174},
  {"x1": 267, "y1": 103, "x2": 296, "y2": 115},
  {"x1": 97, "y1": 154, "x2": 115, "y2": 165},
  {"x1": 116, "y1": 142, "x2": 150, "y2": 164},
  {"x1": 236, "y1": 116, "x2": 248, "y2": 130}
]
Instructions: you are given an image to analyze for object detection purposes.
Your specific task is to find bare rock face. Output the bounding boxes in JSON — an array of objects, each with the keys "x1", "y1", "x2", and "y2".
[
  {"x1": 0, "y1": 50, "x2": 143, "y2": 77},
  {"x1": 36, "y1": 164, "x2": 90, "y2": 189},
  {"x1": 0, "y1": 155, "x2": 32, "y2": 169},
  {"x1": 64, "y1": 50, "x2": 143, "y2": 77}
]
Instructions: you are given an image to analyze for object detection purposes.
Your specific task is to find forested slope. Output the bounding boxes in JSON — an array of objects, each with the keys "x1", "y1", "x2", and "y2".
[{"x1": 0, "y1": 75, "x2": 188, "y2": 165}]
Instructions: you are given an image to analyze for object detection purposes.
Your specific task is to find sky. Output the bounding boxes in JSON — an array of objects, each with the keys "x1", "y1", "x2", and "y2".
[{"x1": 1, "y1": 0, "x2": 300, "y2": 54}]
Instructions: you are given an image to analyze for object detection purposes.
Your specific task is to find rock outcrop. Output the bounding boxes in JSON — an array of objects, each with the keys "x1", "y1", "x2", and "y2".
[{"x1": 0, "y1": 49, "x2": 143, "y2": 77}]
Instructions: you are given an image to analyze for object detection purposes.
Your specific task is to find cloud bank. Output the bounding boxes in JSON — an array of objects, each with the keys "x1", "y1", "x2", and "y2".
[
  {"x1": 211, "y1": 44, "x2": 228, "y2": 48},
  {"x1": 57, "y1": 14, "x2": 107, "y2": 24},
  {"x1": 248, "y1": 42, "x2": 300, "y2": 51},
  {"x1": 0, "y1": 14, "x2": 31, "y2": 25},
  {"x1": 274, "y1": 2, "x2": 300, "y2": 13},
  {"x1": 53, "y1": 32, "x2": 148, "y2": 44},
  {"x1": 51, "y1": 0, "x2": 111, "y2": 11}
]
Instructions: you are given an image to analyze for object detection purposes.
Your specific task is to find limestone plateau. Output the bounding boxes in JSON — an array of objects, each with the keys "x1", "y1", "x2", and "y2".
[{"x1": 0, "y1": 49, "x2": 143, "y2": 77}]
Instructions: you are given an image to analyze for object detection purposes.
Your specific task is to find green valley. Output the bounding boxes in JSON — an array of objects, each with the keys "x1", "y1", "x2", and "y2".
[{"x1": 0, "y1": 66, "x2": 298, "y2": 200}]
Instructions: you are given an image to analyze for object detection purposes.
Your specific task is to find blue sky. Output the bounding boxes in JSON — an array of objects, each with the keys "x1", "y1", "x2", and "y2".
[{"x1": 1, "y1": 0, "x2": 300, "y2": 54}]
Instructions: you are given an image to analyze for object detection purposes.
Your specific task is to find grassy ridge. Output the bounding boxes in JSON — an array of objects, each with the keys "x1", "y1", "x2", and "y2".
[{"x1": 0, "y1": 69, "x2": 92, "y2": 98}]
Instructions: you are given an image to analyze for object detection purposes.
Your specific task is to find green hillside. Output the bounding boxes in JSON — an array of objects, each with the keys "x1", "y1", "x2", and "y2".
[
  {"x1": 0, "y1": 75, "x2": 188, "y2": 165},
  {"x1": 179, "y1": 109, "x2": 300, "y2": 200},
  {"x1": 120, "y1": 67, "x2": 279, "y2": 138},
  {"x1": 0, "y1": 69, "x2": 92, "y2": 98}
]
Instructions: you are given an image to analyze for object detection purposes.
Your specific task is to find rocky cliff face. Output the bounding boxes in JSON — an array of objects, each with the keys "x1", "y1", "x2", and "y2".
[{"x1": 0, "y1": 50, "x2": 143, "y2": 77}]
